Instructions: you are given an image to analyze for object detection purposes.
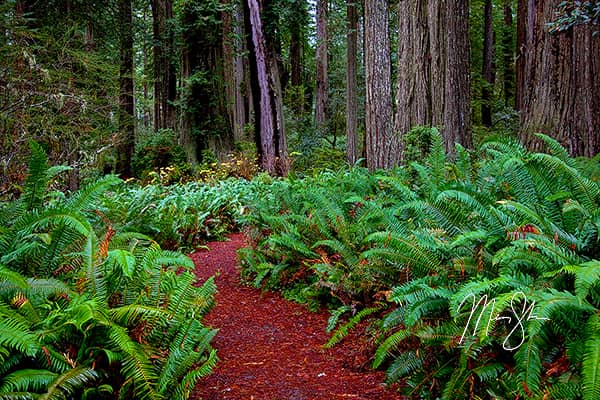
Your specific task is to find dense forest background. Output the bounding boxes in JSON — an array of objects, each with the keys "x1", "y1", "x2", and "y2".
[
  {"x1": 1, "y1": 0, "x2": 599, "y2": 187},
  {"x1": 2, "y1": 2, "x2": 600, "y2": 399}
]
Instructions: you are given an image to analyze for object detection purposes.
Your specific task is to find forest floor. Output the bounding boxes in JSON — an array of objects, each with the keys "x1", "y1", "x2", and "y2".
[{"x1": 190, "y1": 233, "x2": 400, "y2": 400}]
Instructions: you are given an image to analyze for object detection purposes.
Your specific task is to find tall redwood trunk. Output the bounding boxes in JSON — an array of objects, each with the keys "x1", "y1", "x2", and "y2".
[
  {"x1": 502, "y1": 0, "x2": 515, "y2": 106},
  {"x1": 346, "y1": 0, "x2": 358, "y2": 165},
  {"x1": 443, "y1": 0, "x2": 472, "y2": 154},
  {"x1": 117, "y1": 0, "x2": 135, "y2": 178},
  {"x1": 152, "y1": 0, "x2": 177, "y2": 131},
  {"x1": 179, "y1": 2, "x2": 233, "y2": 164},
  {"x1": 365, "y1": 0, "x2": 398, "y2": 170},
  {"x1": 244, "y1": 0, "x2": 288, "y2": 175},
  {"x1": 428, "y1": 0, "x2": 446, "y2": 128},
  {"x1": 517, "y1": 0, "x2": 600, "y2": 157},
  {"x1": 395, "y1": 0, "x2": 431, "y2": 142},
  {"x1": 289, "y1": 0, "x2": 307, "y2": 114},
  {"x1": 315, "y1": 0, "x2": 328, "y2": 129},
  {"x1": 223, "y1": 0, "x2": 246, "y2": 143},
  {"x1": 481, "y1": 0, "x2": 495, "y2": 127}
]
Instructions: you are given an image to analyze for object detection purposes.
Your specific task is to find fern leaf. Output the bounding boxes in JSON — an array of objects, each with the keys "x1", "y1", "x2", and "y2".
[
  {"x1": 22, "y1": 141, "x2": 50, "y2": 212},
  {"x1": 39, "y1": 366, "x2": 101, "y2": 400},
  {"x1": 323, "y1": 306, "x2": 380, "y2": 348},
  {"x1": 385, "y1": 350, "x2": 424, "y2": 384},
  {"x1": 373, "y1": 328, "x2": 414, "y2": 368},
  {"x1": 0, "y1": 369, "x2": 56, "y2": 393},
  {"x1": 583, "y1": 314, "x2": 600, "y2": 400},
  {"x1": 514, "y1": 338, "x2": 543, "y2": 396}
]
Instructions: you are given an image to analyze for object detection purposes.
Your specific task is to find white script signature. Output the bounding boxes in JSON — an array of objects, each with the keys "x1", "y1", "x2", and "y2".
[{"x1": 457, "y1": 291, "x2": 549, "y2": 351}]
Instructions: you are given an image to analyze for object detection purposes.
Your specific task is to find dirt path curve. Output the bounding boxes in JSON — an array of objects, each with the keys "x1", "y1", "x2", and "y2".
[{"x1": 190, "y1": 233, "x2": 400, "y2": 400}]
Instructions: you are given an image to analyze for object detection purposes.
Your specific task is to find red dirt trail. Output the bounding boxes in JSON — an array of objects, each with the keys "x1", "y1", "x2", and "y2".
[{"x1": 190, "y1": 233, "x2": 400, "y2": 400}]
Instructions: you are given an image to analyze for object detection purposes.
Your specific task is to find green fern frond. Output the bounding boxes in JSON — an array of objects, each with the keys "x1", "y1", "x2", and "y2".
[
  {"x1": 582, "y1": 314, "x2": 600, "y2": 400},
  {"x1": 530, "y1": 153, "x2": 600, "y2": 212},
  {"x1": 0, "y1": 317, "x2": 40, "y2": 356},
  {"x1": 157, "y1": 322, "x2": 216, "y2": 397},
  {"x1": 0, "y1": 369, "x2": 56, "y2": 393},
  {"x1": 547, "y1": 382, "x2": 581, "y2": 400},
  {"x1": 385, "y1": 350, "x2": 425, "y2": 384},
  {"x1": 312, "y1": 239, "x2": 359, "y2": 266},
  {"x1": 21, "y1": 141, "x2": 50, "y2": 212},
  {"x1": 79, "y1": 233, "x2": 106, "y2": 301},
  {"x1": 514, "y1": 338, "x2": 543, "y2": 396},
  {"x1": 39, "y1": 366, "x2": 101, "y2": 400},
  {"x1": 373, "y1": 328, "x2": 414, "y2": 368},
  {"x1": 323, "y1": 306, "x2": 381, "y2": 348},
  {"x1": 109, "y1": 326, "x2": 159, "y2": 400},
  {"x1": 364, "y1": 231, "x2": 444, "y2": 275},
  {"x1": 533, "y1": 133, "x2": 573, "y2": 166},
  {"x1": 558, "y1": 261, "x2": 600, "y2": 301},
  {"x1": 326, "y1": 305, "x2": 352, "y2": 333},
  {"x1": 441, "y1": 352, "x2": 471, "y2": 400},
  {"x1": 472, "y1": 362, "x2": 504, "y2": 382},
  {"x1": 0, "y1": 392, "x2": 38, "y2": 400},
  {"x1": 169, "y1": 349, "x2": 217, "y2": 400},
  {"x1": 65, "y1": 175, "x2": 121, "y2": 212},
  {"x1": 267, "y1": 233, "x2": 318, "y2": 259}
]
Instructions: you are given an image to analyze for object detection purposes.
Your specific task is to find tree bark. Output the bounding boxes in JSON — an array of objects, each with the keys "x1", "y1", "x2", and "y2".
[
  {"x1": 346, "y1": 0, "x2": 358, "y2": 165},
  {"x1": 365, "y1": 0, "x2": 398, "y2": 170},
  {"x1": 315, "y1": 0, "x2": 329, "y2": 129},
  {"x1": 517, "y1": 0, "x2": 600, "y2": 157},
  {"x1": 152, "y1": 0, "x2": 177, "y2": 131},
  {"x1": 289, "y1": 0, "x2": 308, "y2": 114},
  {"x1": 244, "y1": 0, "x2": 288, "y2": 175},
  {"x1": 481, "y1": 0, "x2": 495, "y2": 127},
  {"x1": 443, "y1": 0, "x2": 472, "y2": 154},
  {"x1": 502, "y1": 0, "x2": 515, "y2": 106},
  {"x1": 117, "y1": 0, "x2": 135, "y2": 178},
  {"x1": 395, "y1": 0, "x2": 431, "y2": 141},
  {"x1": 179, "y1": 2, "x2": 233, "y2": 164},
  {"x1": 223, "y1": 0, "x2": 246, "y2": 143},
  {"x1": 428, "y1": 0, "x2": 446, "y2": 128}
]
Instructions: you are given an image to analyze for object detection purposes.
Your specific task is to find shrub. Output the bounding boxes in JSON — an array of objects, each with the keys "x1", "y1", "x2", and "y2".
[
  {"x1": 0, "y1": 142, "x2": 217, "y2": 400},
  {"x1": 132, "y1": 129, "x2": 188, "y2": 180},
  {"x1": 239, "y1": 132, "x2": 600, "y2": 399}
]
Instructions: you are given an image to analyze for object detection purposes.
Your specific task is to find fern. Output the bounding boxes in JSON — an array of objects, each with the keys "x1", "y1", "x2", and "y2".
[
  {"x1": 21, "y1": 141, "x2": 50, "y2": 212},
  {"x1": 39, "y1": 366, "x2": 100, "y2": 400},
  {"x1": 385, "y1": 350, "x2": 424, "y2": 384},
  {"x1": 582, "y1": 314, "x2": 600, "y2": 400},
  {"x1": 323, "y1": 306, "x2": 381, "y2": 348}
]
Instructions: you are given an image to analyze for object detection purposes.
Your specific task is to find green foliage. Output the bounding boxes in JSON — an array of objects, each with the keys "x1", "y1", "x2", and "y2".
[
  {"x1": 0, "y1": 145, "x2": 217, "y2": 399},
  {"x1": 549, "y1": 1, "x2": 600, "y2": 33},
  {"x1": 132, "y1": 129, "x2": 188, "y2": 180},
  {"x1": 240, "y1": 130, "x2": 600, "y2": 399},
  {"x1": 96, "y1": 177, "x2": 262, "y2": 251},
  {"x1": 0, "y1": 6, "x2": 118, "y2": 193}
]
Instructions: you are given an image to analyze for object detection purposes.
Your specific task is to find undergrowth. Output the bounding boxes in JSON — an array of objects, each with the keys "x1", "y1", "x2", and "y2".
[
  {"x1": 238, "y1": 132, "x2": 600, "y2": 399},
  {"x1": 0, "y1": 142, "x2": 218, "y2": 400}
]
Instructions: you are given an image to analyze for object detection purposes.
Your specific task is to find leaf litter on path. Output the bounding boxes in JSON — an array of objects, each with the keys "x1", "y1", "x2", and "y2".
[{"x1": 190, "y1": 233, "x2": 400, "y2": 400}]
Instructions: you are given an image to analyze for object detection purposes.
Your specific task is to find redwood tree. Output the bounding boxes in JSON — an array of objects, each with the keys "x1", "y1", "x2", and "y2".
[
  {"x1": 443, "y1": 0, "x2": 472, "y2": 154},
  {"x1": 179, "y1": 1, "x2": 233, "y2": 164},
  {"x1": 365, "y1": 0, "x2": 398, "y2": 170},
  {"x1": 395, "y1": 0, "x2": 432, "y2": 138},
  {"x1": 223, "y1": 0, "x2": 246, "y2": 143},
  {"x1": 517, "y1": 0, "x2": 600, "y2": 157},
  {"x1": 346, "y1": 0, "x2": 358, "y2": 165},
  {"x1": 151, "y1": 0, "x2": 177, "y2": 131},
  {"x1": 315, "y1": 0, "x2": 328, "y2": 129},
  {"x1": 481, "y1": 0, "x2": 495, "y2": 127},
  {"x1": 116, "y1": 0, "x2": 134, "y2": 178},
  {"x1": 244, "y1": 0, "x2": 288, "y2": 175}
]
